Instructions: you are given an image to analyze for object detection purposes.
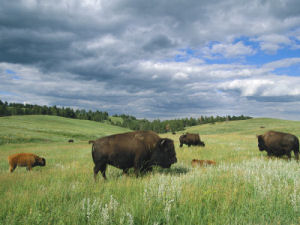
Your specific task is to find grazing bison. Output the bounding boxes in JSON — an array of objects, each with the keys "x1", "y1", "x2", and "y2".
[
  {"x1": 90, "y1": 131, "x2": 177, "y2": 180},
  {"x1": 257, "y1": 131, "x2": 299, "y2": 160},
  {"x1": 191, "y1": 159, "x2": 216, "y2": 167},
  {"x1": 68, "y1": 139, "x2": 74, "y2": 143},
  {"x1": 8, "y1": 153, "x2": 46, "y2": 172},
  {"x1": 179, "y1": 133, "x2": 205, "y2": 147}
]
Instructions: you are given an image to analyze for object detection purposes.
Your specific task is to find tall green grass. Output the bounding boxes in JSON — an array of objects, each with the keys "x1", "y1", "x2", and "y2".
[{"x1": 0, "y1": 116, "x2": 300, "y2": 224}]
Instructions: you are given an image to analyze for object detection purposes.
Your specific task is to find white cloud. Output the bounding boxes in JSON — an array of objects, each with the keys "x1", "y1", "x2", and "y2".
[
  {"x1": 173, "y1": 72, "x2": 188, "y2": 80},
  {"x1": 86, "y1": 35, "x2": 118, "y2": 49},
  {"x1": 219, "y1": 79, "x2": 274, "y2": 96},
  {"x1": 203, "y1": 41, "x2": 256, "y2": 58},
  {"x1": 263, "y1": 57, "x2": 300, "y2": 70},
  {"x1": 219, "y1": 77, "x2": 300, "y2": 97},
  {"x1": 252, "y1": 34, "x2": 292, "y2": 53}
]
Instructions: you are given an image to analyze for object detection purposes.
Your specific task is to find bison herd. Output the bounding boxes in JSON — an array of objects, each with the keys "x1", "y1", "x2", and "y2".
[{"x1": 7, "y1": 130, "x2": 299, "y2": 179}]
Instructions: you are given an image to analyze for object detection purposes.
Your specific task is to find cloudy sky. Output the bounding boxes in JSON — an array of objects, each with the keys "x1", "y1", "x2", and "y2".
[{"x1": 1, "y1": 0, "x2": 300, "y2": 120}]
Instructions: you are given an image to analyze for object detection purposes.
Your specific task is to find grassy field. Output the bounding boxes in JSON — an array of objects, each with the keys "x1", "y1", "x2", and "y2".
[{"x1": 0, "y1": 116, "x2": 300, "y2": 225}]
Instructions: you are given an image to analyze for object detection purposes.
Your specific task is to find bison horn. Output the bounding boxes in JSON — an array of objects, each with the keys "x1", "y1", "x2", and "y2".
[{"x1": 160, "y1": 139, "x2": 166, "y2": 145}]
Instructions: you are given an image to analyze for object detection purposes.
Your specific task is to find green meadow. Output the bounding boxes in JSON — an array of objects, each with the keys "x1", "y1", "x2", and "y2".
[{"x1": 0, "y1": 116, "x2": 300, "y2": 225}]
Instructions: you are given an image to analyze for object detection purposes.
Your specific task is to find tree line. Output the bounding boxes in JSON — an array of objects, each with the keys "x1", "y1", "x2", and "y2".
[
  {"x1": 111, "y1": 114, "x2": 251, "y2": 133},
  {"x1": 0, "y1": 99, "x2": 252, "y2": 133},
  {"x1": 0, "y1": 100, "x2": 109, "y2": 122}
]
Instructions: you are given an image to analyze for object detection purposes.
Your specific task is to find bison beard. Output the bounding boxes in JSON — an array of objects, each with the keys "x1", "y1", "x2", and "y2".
[
  {"x1": 8, "y1": 153, "x2": 46, "y2": 172},
  {"x1": 257, "y1": 130, "x2": 299, "y2": 160},
  {"x1": 91, "y1": 131, "x2": 177, "y2": 180}
]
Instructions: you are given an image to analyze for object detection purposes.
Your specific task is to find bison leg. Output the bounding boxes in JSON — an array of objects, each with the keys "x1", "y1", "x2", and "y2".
[
  {"x1": 9, "y1": 164, "x2": 16, "y2": 173},
  {"x1": 134, "y1": 167, "x2": 141, "y2": 177},
  {"x1": 134, "y1": 158, "x2": 144, "y2": 177},
  {"x1": 293, "y1": 150, "x2": 299, "y2": 161},
  {"x1": 100, "y1": 164, "x2": 107, "y2": 180},
  {"x1": 122, "y1": 168, "x2": 129, "y2": 176},
  {"x1": 26, "y1": 165, "x2": 32, "y2": 171},
  {"x1": 93, "y1": 163, "x2": 107, "y2": 180},
  {"x1": 93, "y1": 165, "x2": 99, "y2": 180},
  {"x1": 286, "y1": 151, "x2": 292, "y2": 160},
  {"x1": 141, "y1": 167, "x2": 152, "y2": 173},
  {"x1": 179, "y1": 143, "x2": 183, "y2": 147}
]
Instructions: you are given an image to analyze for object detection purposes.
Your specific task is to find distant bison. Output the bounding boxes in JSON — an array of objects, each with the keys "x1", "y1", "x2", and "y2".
[
  {"x1": 179, "y1": 133, "x2": 205, "y2": 147},
  {"x1": 191, "y1": 159, "x2": 216, "y2": 167},
  {"x1": 8, "y1": 153, "x2": 46, "y2": 172},
  {"x1": 68, "y1": 139, "x2": 74, "y2": 143},
  {"x1": 88, "y1": 140, "x2": 95, "y2": 144},
  {"x1": 257, "y1": 131, "x2": 299, "y2": 160},
  {"x1": 90, "y1": 131, "x2": 177, "y2": 180}
]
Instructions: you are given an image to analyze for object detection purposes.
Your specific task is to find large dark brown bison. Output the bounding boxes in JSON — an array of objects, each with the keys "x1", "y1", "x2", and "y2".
[
  {"x1": 257, "y1": 131, "x2": 299, "y2": 160},
  {"x1": 179, "y1": 133, "x2": 205, "y2": 147},
  {"x1": 8, "y1": 153, "x2": 46, "y2": 172},
  {"x1": 90, "y1": 131, "x2": 177, "y2": 180}
]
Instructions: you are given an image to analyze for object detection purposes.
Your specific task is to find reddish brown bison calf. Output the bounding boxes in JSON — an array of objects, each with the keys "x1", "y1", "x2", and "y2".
[
  {"x1": 191, "y1": 159, "x2": 216, "y2": 167},
  {"x1": 8, "y1": 153, "x2": 46, "y2": 172}
]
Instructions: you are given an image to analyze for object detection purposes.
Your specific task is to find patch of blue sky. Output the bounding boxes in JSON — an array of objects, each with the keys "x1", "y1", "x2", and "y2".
[
  {"x1": 173, "y1": 48, "x2": 196, "y2": 62},
  {"x1": 204, "y1": 57, "x2": 241, "y2": 65},
  {"x1": 3, "y1": 69, "x2": 22, "y2": 80},
  {"x1": 11, "y1": 75, "x2": 21, "y2": 80},
  {"x1": 0, "y1": 91, "x2": 15, "y2": 95},
  {"x1": 245, "y1": 47, "x2": 300, "y2": 67},
  {"x1": 238, "y1": 36, "x2": 300, "y2": 68},
  {"x1": 172, "y1": 37, "x2": 300, "y2": 72},
  {"x1": 5, "y1": 69, "x2": 16, "y2": 74},
  {"x1": 273, "y1": 64, "x2": 300, "y2": 77},
  {"x1": 174, "y1": 53, "x2": 190, "y2": 62}
]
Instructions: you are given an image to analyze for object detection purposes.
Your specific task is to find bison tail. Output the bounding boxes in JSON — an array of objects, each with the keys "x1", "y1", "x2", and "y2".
[
  {"x1": 91, "y1": 143, "x2": 95, "y2": 158},
  {"x1": 293, "y1": 137, "x2": 299, "y2": 160},
  {"x1": 295, "y1": 137, "x2": 299, "y2": 150}
]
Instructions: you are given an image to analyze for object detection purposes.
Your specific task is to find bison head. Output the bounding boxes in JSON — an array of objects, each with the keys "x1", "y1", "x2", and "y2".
[
  {"x1": 257, "y1": 135, "x2": 266, "y2": 151},
  {"x1": 198, "y1": 141, "x2": 205, "y2": 147},
  {"x1": 36, "y1": 157, "x2": 46, "y2": 166},
  {"x1": 179, "y1": 134, "x2": 186, "y2": 141},
  {"x1": 151, "y1": 138, "x2": 177, "y2": 168}
]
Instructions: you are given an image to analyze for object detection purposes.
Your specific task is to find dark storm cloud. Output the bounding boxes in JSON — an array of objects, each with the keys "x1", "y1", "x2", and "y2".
[{"x1": 143, "y1": 35, "x2": 175, "y2": 52}]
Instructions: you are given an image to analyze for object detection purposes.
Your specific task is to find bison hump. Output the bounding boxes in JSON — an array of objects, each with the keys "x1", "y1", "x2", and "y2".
[{"x1": 134, "y1": 133, "x2": 145, "y2": 141}]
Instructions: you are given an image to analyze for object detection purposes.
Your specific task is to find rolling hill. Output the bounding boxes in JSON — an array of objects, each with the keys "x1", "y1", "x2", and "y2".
[
  {"x1": 0, "y1": 115, "x2": 130, "y2": 145},
  {"x1": 0, "y1": 116, "x2": 300, "y2": 225}
]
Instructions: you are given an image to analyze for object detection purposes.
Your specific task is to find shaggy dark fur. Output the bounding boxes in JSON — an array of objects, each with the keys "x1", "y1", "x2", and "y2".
[
  {"x1": 91, "y1": 131, "x2": 177, "y2": 180},
  {"x1": 257, "y1": 131, "x2": 299, "y2": 160}
]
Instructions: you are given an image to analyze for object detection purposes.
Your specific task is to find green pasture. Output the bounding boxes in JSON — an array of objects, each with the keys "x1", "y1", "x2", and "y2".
[
  {"x1": 0, "y1": 115, "x2": 130, "y2": 145},
  {"x1": 0, "y1": 116, "x2": 299, "y2": 225}
]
